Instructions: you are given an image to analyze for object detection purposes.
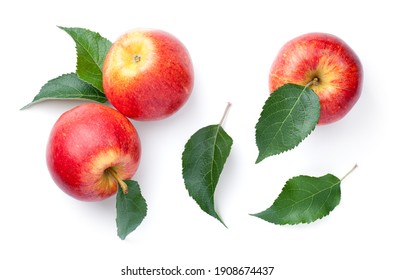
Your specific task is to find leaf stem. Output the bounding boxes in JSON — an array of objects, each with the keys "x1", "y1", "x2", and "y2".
[
  {"x1": 219, "y1": 102, "x2": 232, "y2": 127},
  {"x1": 341, "y1": 163, "x2": 358, "y2": 181},
  {"x1": 108, "y1": 168, "x2": 128, "y2": 194}
]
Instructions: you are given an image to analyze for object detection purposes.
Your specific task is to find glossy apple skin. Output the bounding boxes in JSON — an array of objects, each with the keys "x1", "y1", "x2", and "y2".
[
  {"x1": 102, "y1": 29, "x2": 194, "y2": 121},
  {"x1": 46, "y1": 104, "x2": 141, "y2": 201},
  {"x1": 269, "y1": 33, "x2": 363, "y2": 124}
]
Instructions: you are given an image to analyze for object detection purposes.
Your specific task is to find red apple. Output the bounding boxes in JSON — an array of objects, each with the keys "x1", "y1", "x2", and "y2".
[
  {"x1": 46, "y1": 103, "x2": 141, "y2": 201},
  {"x1": 102, "y1": 29, "x2": 194, "y2": 121},
  {"x1": 269, "y1": 33, "x2": 363, "y2": 125}
]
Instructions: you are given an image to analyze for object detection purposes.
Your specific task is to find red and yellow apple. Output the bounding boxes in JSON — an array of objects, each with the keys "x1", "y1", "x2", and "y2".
[
  {"x1": 46, "y1": 103, "x2": 141, "y2": 201},
  {"x1": 269, "y1": 33, "x2": 363, "y2": 125},
  {"x1": 102, "y1": 29, "x2": 194, "y2": 121}
]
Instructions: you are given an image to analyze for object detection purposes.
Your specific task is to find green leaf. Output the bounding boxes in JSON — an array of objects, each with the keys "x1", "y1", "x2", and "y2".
[
  {"x1": 182, "y1": 124, "x2": 233, "y2": 226},
  {"x1": 21, "y1": 73, "x2": 107, "y2": 109},
  {"x1": 116, "y1": 180, "x2": 147, "y2": 240},
  {"x1": 251, "y1": 174, "x2": 341, "y2": 225},
  {"x1": 255, "y1": 83, "x2": 320, "y2": 163},
  {"x1": 59, "y1": 26, "x2": 112, "y2": 92}
]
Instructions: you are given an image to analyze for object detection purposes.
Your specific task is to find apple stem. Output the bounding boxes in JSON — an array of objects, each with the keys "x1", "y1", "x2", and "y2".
[
  {"x1": 219, "y1": 102, "x2": 232, "y2": 127},
  {"x1": 305, "y1": 77, "x2": 319, "y2": 88},
  {"x1": 341, "y1": 163, "x2": 358, "y2": 181},
  {"x1": 108, "y1": 168, "x2": 128, "y2": 194}
]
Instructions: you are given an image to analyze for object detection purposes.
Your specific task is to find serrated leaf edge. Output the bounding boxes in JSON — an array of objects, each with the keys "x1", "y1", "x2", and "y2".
[
  {"x1": 255, "y1": 84, "x2": 320, "y2": 163},
  {"x1": 116, "y1": 180, "x2": 147, "y2": 240},
  {"x1": 251, "y1": 174, "x2": 341, "y2": 225},
  {"x1": 58, "y1": 26, "x2": 111, "y2": 92},
  {"x1": 21, "y1": 73, "x2": 107, "y2": 110},
  {"x1": 181, "y1": 124, "x2": 233, "y2": 227}
]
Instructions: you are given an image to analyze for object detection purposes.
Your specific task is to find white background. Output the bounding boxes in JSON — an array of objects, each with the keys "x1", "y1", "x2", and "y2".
[{"x1": 1, "y1": 0, "x2": 394, "y2": 279}]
